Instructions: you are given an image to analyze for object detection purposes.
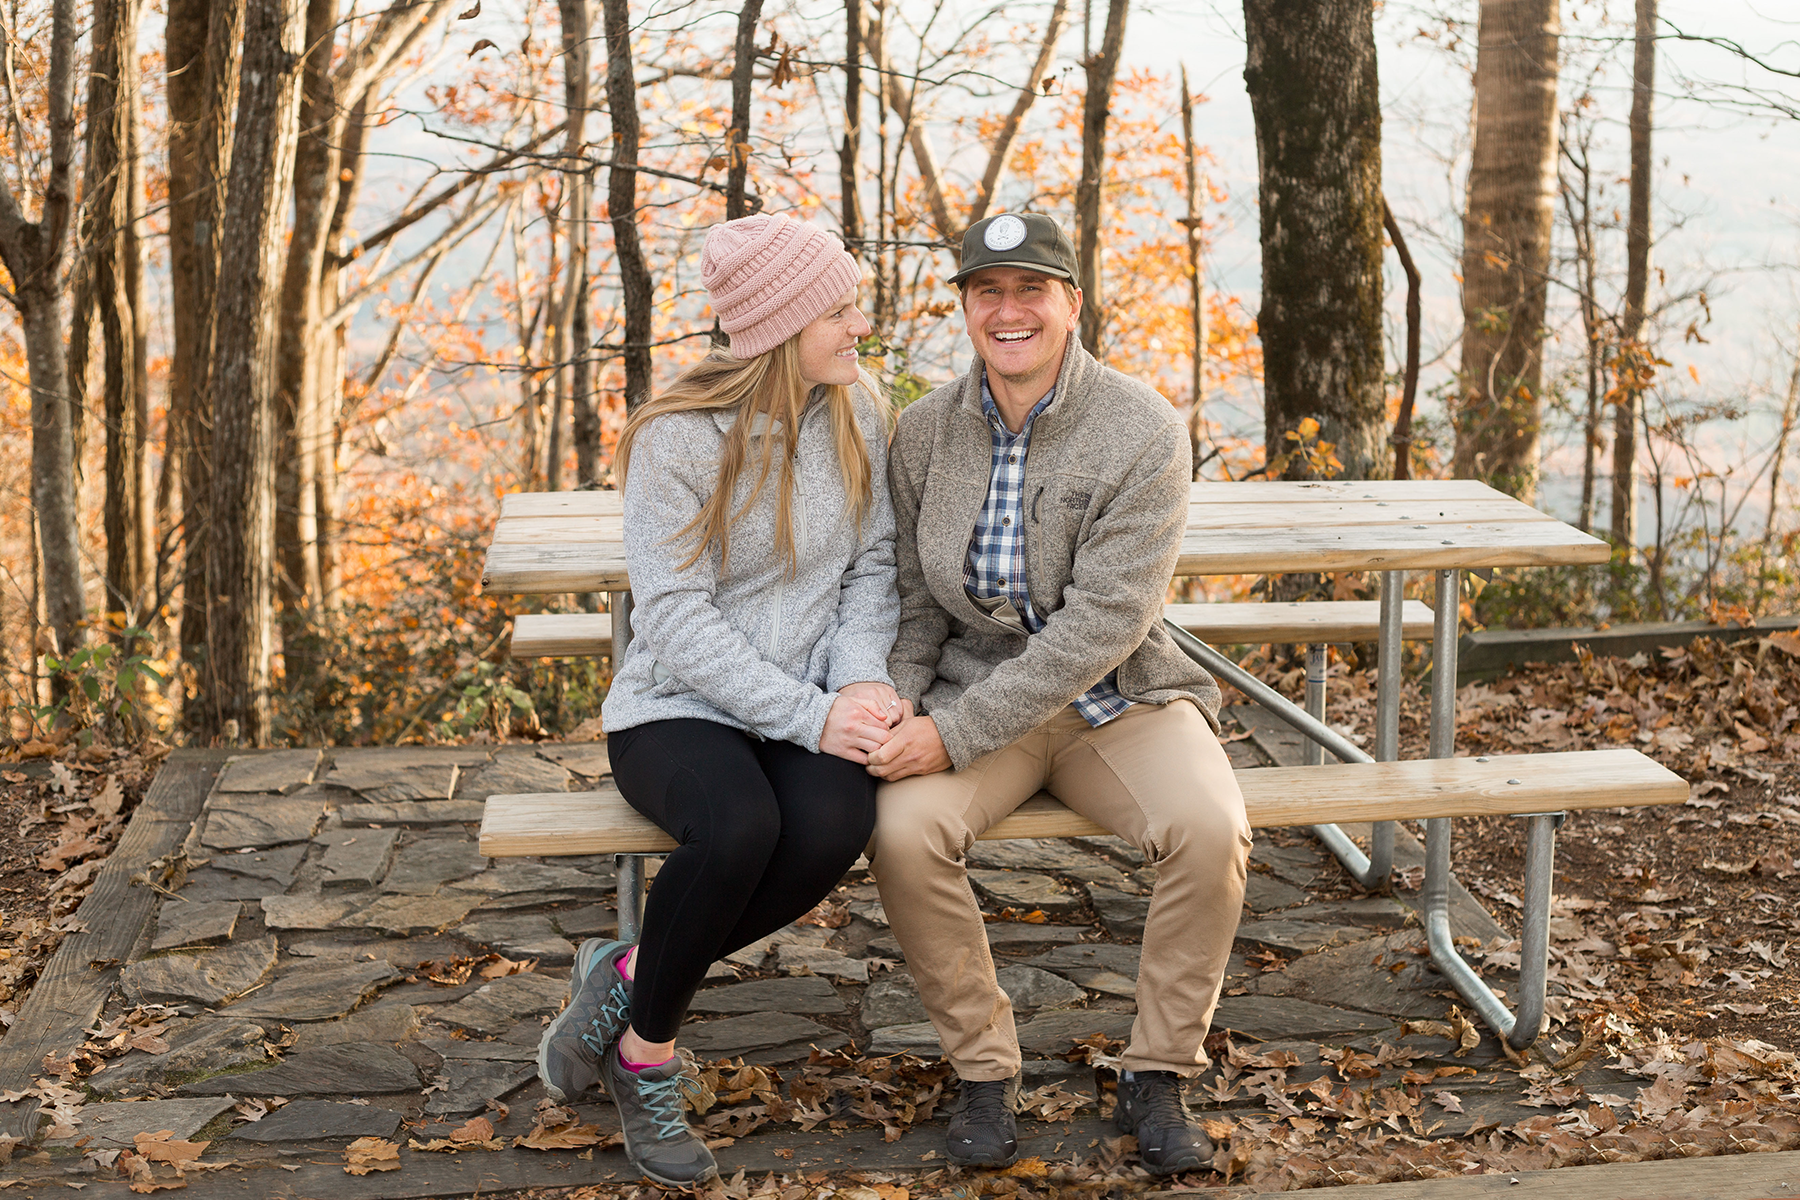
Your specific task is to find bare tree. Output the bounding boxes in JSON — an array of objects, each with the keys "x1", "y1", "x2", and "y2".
[
  {"x1": 1560, "y1": 110, "x2": 1606, "y2": 533},
  {"x1": 168, "y1": 0, "x2": 245, "y2": 716},
  {"x1": 1452, "y1": 0, "x2": 1561, "y2": 500},
  {"x1": 1179, "y1": 63, "x2": 1206, "y2": 475},
  {"x1": 1244, "y1": 0, "x2": 1386, "y2": 480},
  {"x1": 1611, "y1": 0, "x2": 1656, "y2": 546},
  {"x1": 726, "y1": 0, "x2": 768, "y2": 220},
  {"x1": 1384, "y1": 200, "x2": 1422, "y2": 481},
  {"x1": 1075, "y1": 0, "x2": 1128, "y2": 356},
  {"x1": 206, "y1": 0, "x2": 305, "y2": 744},
  {"x1": 0, "y1": 0, "x2": 85, "y2": 663},
  {"x1": 839, "y1": 0, "x2": 865, "y2": 250},
  {"x1": 604, "y1": 0, "x2": 653, "y2": 414},
  {"x1": 557, "y1": 0, "x2": 596, "y2": 484},
  {"x1": 73, "y1": 0, "x2": 152, "y2": 627}
]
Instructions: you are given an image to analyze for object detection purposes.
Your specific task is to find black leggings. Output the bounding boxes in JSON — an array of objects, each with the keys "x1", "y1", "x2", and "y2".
[{"x1": 608, "y1": 718, "x2": 877, "y2": 1042}]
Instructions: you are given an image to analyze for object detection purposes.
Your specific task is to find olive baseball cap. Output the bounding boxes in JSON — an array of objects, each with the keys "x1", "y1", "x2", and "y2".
[{"x1": 949, "y1": 212, "x2": 1078, "y2": 285}]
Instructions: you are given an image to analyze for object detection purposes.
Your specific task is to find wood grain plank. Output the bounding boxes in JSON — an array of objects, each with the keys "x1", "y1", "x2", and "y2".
[
  {"x1": 479, "y1": 749, "x2": 1686, "y2": 857},
  {"x1": 511, "y1": 612, "x2": 615, "y2": 657},
  {"x1": 1166, "y1": 600, "x2": 1435, "y2": 643},
  {"x1": 501, "y1": 490, "x2": 624, "y2": 518},
  {"x1": 0, "y1": 750, "x2": 228, "y2": 1141}
]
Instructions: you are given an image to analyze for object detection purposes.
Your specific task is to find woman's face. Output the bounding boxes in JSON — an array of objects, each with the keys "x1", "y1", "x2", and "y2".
[{"x1": 796, "y1": 289, "x2": 872, "y2": 388}]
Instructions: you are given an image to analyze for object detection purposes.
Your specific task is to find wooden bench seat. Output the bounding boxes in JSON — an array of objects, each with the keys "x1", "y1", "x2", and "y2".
[
  {"x1": 477, "y1": 748, "x2": 1684, "y2": 857},
  {"x1": 509, "y1": 600, "x2": 1436, "y2": 661}
]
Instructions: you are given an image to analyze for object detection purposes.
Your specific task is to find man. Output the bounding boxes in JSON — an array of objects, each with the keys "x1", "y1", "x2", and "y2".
[{"x1": 866, "y1": 212, "x2": 1250, "y2": 1175}]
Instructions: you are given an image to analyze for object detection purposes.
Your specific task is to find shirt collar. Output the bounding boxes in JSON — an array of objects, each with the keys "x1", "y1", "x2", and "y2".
[{"x1": 980, "y1": 370, "x2": 1056, "y2": 436}]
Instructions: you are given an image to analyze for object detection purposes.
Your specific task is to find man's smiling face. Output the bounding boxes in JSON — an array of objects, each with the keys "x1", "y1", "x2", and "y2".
[{"x1": 960, "y1": 266, "x2": 1082, "y2": 386}]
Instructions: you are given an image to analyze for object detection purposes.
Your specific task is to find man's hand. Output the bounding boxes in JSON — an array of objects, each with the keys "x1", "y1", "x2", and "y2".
[
  {"x1": 820, "y1": 693, "x2": 895, "y2": 764},
  {"x1": 839, "y1": 681, "x2": 904, "y2": 728},
  {"x1": 865, "y1": 714, "x2": 951, "y2": 781}
]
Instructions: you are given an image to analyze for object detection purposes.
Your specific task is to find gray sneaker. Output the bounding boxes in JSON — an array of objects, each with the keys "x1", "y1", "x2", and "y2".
[
  {"x1": 537, "y1": 938, "x2": 632, "y2": 1102},
  {"x1": 601, "y1": 1042, "x2": 719, "y2": 1187},
  {"x1": 945, "y1": 1075, "x2": 1019, "y2": 1167}
]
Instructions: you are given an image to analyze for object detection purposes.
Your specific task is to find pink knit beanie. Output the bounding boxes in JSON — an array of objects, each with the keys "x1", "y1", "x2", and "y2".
[{"x1": 701, "y1": 214, "x2": 862, "y2": 359}]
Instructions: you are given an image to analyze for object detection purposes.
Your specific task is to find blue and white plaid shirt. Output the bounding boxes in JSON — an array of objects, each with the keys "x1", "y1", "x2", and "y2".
[{"x1": 964, "y1": 373, "x2": 1132, "y2": 727}]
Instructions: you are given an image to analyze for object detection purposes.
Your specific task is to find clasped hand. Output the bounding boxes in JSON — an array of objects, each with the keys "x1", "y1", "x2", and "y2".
[{"x1": 820, "y1": 682, "x2": 907, "y2": 764}]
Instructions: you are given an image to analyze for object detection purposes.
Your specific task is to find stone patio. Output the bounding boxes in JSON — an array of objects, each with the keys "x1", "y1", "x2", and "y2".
[{"x1": 0, "y1": 713, "x2": 1666, "y2": 1193}]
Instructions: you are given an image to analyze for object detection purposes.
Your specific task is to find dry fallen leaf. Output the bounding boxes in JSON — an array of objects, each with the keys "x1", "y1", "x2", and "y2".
[
  {"x1": 132, "y1": 1132, "x2": 207, "y2": 1164},
  {"x1": 512, "y1": 1119, "x2": 609, "y2": 1150},
  {"x1": 343, "y1": 1137, "x2": 401, "y2": 1175},
  {"x1": 1432, "y1": 1090, "x2": 1466, "y2": 1113},
  {"x1": 120, "y1": 1154, "x2": 187, "y2": 1193}
]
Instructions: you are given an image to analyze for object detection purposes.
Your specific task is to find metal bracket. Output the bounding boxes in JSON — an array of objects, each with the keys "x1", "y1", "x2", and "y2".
[{"x1": 616, "y1": 853, "x2": 647, "y2": 943}]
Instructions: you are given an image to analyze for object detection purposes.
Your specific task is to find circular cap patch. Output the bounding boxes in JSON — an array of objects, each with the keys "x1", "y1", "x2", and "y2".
[{"x1": 983, "y1": 214, "x2": 1027, "y2": 251}]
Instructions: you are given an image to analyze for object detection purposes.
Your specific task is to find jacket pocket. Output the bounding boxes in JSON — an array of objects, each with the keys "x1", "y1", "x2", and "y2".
[{"x1": 1028, "y1": 475, "x2": 1099, "y2": 608}]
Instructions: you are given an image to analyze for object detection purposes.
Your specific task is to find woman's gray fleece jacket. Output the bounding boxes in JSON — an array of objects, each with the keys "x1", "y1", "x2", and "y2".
[{"x1": 600, "y1": 385, "x2": 899, "y2": 751}]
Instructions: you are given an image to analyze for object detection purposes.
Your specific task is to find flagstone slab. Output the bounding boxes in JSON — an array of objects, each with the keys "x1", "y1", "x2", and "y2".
[
  {"x1": 1249, "y1": 931, "x2": 1445, "y2": 1018},
  {"x1": 46, "y1": 1097, "x2": 235, "y2": 1148},
  {"x1": 983, "y1": 924, "x2": 1092, "y2": 951},
  {"x1": 178, "y1": 868, "x2": 291, "y2": 903},
  {"x1": 291, "y1": 1002, "x2": 422, "y2": 1050},
  {"x1": 201, "y1": 794, "x2": 328, "y2": 849},
  {"x1": 969, "y1": 870, "x2": 1083, "y2": 916},
  {"x1": 340, "y1": 800, "x2": 487, "y2": 825},
  {"x1": 1244, "y1": 873, "x2": 1309, "y2": 912},
  {"x1": 1249, "y1": 842, "x2": 1329, "y2": 887},
  {"x1": 89, "y1": 1020, "x2": 269, "y2": 1097},
  {"x1": 457, "y1": 914, "x2": 577, "y2": 964},
  {"x1": 261, "y1": 892, "x2": 364, "y2": 931},
  {"x1": 223, "y1": 960, "x2": 400, "y2": 1021},
  {"x1": 151, "y1": 900, "x2": 242, "y2": 950},
  {"x1": 429, "y1": 973, "x2": 570, "y2": 1034},
  {"x1": 317, "y1": 827, "x2": 401, "y2": 889},
  {"x1": 423, "y1": 1058, "x2": 538, "y2": 1115},
  {"x1": 773, "y1": 944, "x2": 868, "y2": 982},
  {"x1": 1015, "y1": 1009, "x2": 1135, "y2": 1054},
  {"x1": 1276, "y1": 898, "x2": 1412, "y2": 929},
  {"x1": 381, "y1": 836, "x2": 489, "y2": 894},
  {"x1": 121, "y1": 936, "x2": 279, "y2": 1006},
  {"x1": 681, "y1": 1012, "x2": 845, "y2": 1061},
  {"x1": 535, "y1": 743, "x2": 611, "y2": 777},
  {"x1": 455, "y1": 753, "x2": 573, "y2": 800},
  {"x1": 866, "y1": 1021, "x2": 943, "y2": 1055},
  {"x1": 227, "y1": 1098, "x2": 405, "y2": 1142},
  {"x1": 859, "y1": 975, "x2": 928, "y2": 1029},
  {"x1": 690, "y1": 976, "x2": 845, "y2": 1015},
  {"x1": 966, "y1": 839, "x2": 1110, "y2": 874},
  {"x1": 997, "y1": 965, "x2": 1084, "y2": 1010},
  {"x1": 1085, "y1": 883, "x2": 1150, "y2": 939},
  {"x1": 420, "y1": 1038, "x2": 537, "y2": 1061},
  {"x1": 181, "y1": 1041, "x2": 424, "y2": 1096},
  {"x1": 1234, "y1": 918, "x2": 1372, "y2": 955},
  {"x1": 286, "y1": 934, "x2": 466, "y2": 966},
  {"x1": 324, "y1": 749, "x2": 487, "y2": 802},
  {"x1": 1211, "y1": 994, "x2": 1392, "y2": 1040},
  {"x1": 847, "y1": 898, "x2": 888, "y2": 926},
  {"x1": 344, "y1": 892, "x2": 481, "y2": 935},
  {"x1": 1072, "y1": 834, "x2": 1146, "y2": 865},
  {"x1": 448, "y1": 861, "x2": 612, "y2": 897},
  {"x1": 209, "y1": 842, "x2": 310, "y2": 881},
  {"x1": 217, "y1": 749, "x2": 322, "y2": 794},
  {"x1": 550, "y1": 904, "x2": 616, "y2": 938},
  {"x1": 1024, "y1": 943, "x2": 1142, "y2": 976}
]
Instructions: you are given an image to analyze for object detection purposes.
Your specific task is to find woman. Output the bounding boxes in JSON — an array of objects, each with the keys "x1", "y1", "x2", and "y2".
[{"x1": 536, "y1": 213, "x2": 900, "y2": 1187}]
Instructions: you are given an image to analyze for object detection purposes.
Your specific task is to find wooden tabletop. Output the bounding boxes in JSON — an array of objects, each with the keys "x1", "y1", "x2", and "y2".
[{"x1": 480, "y1": 479, "x2": 1611, "y2": 595}]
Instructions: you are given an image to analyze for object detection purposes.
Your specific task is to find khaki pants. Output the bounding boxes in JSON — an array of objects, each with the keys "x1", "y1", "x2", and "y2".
[{"x1": 868, "y1": 699, "x2": 1251, "y2": 1080}]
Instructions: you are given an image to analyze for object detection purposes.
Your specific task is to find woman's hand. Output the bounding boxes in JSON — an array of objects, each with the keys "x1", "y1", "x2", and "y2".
[
  {"x1": 839, "y1": 681, "x2": 904, "y2": 727},
  {"x1": 820, "y1": 692, "x2": 897, "y2": 763}
]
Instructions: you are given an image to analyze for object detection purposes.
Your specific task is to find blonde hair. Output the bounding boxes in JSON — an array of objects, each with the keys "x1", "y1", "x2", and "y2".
[{"x1": 615, "y1": 339, "x2": 885, "y2": 574}]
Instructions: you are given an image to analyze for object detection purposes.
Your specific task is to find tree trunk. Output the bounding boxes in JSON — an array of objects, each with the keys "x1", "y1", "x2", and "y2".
[
  {"x1": 0, "y1": 0, "x2": 84, "y2": 661},
  {"x1": 1452, "y1": 0, "x2": 1560, "y2": 500},
  {"x1": 1559, "y1": 117, "x2": 1604, "y2": 533},
  {"x1": 78, "y1": 0, "x2": 151, "y2": 630},
  {"x1": 1179, "y1": 63, "x2": 1205, "y2": 474},
  {"x1": 1384, "y1": 200, "x2": 1421, "y2": 481},
  {"x1": 168, "y1": 0, "x2": 244, "y2": 725},
  {"x1": 726, "y1": 0, "x2": 766, "y2": 220},
  {"x1": 556, "y1": 0, "x2": 593, "y2": 485},
  {"x1": 317, "y1": 90, "x2": 368, "y2": 610},
  {"x1": 1244, "y1": 0, "x2": 1386, "y2": 481},
  {"x1": 1612, "y1": 0, "x2": 1656, "y2": 546},
  {"x1": 604, "y1": 0, "x2": 653, "y2": 412},
  {"x1": 206, "y1": 0, "x2": 304, "y2": 745},
  {"x1": 273, "y1": 0, "x2": 339, "y2": 644},
  {"x1": 1075, "y1": 0, "x2": 1128, "y2": 357},
  {"x1": 1768, "y1": 332, "x2": 1800, "y2": 543},
  {"x1": 839, "y1": 0, "x2": 864, "y2": 250}
]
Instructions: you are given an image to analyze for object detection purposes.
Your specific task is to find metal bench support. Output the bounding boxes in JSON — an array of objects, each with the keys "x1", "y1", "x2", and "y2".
[{"x1": 607, "y1": 591, "x2": 652, "y2": 945}]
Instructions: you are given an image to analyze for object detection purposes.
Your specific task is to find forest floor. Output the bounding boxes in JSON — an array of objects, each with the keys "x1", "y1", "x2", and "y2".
[{"x1": 0, "y1": 638, "x2": 1794, "y2": 1197}]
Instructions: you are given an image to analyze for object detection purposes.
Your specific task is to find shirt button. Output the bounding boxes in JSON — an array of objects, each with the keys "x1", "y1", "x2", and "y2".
[
  {"x1": 1008, "y1": 454, "x2": 1017, "y2": 463},
  {"x1": 1002, "y1": 517, "x2": 1011, "y2": 526},
  {"x1": 997, "y1": 578, "x2": 1007, "y2": 587}
]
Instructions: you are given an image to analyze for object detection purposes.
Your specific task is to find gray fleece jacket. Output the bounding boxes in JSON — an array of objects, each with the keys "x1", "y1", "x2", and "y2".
[
  {"x1": 887, "y1": 339, "x2": 1222, "y2": 771},
  {"x1": 600, "y1": 384, "x2": 899, "y2": 750}
]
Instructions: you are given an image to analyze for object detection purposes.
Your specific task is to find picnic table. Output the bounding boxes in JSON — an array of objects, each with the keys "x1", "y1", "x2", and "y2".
[{"x1": 479, "y1": 478, "x2": 1641, "y2": 1049}]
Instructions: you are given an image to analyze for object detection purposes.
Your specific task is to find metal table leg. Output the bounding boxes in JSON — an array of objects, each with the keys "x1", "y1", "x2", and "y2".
[
  {"x1": 609, "y1": 589, "x2": 634, "y2": 664},
  {"x1": 616, "y1": 853, "x2": 646, "y2": 943}
]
